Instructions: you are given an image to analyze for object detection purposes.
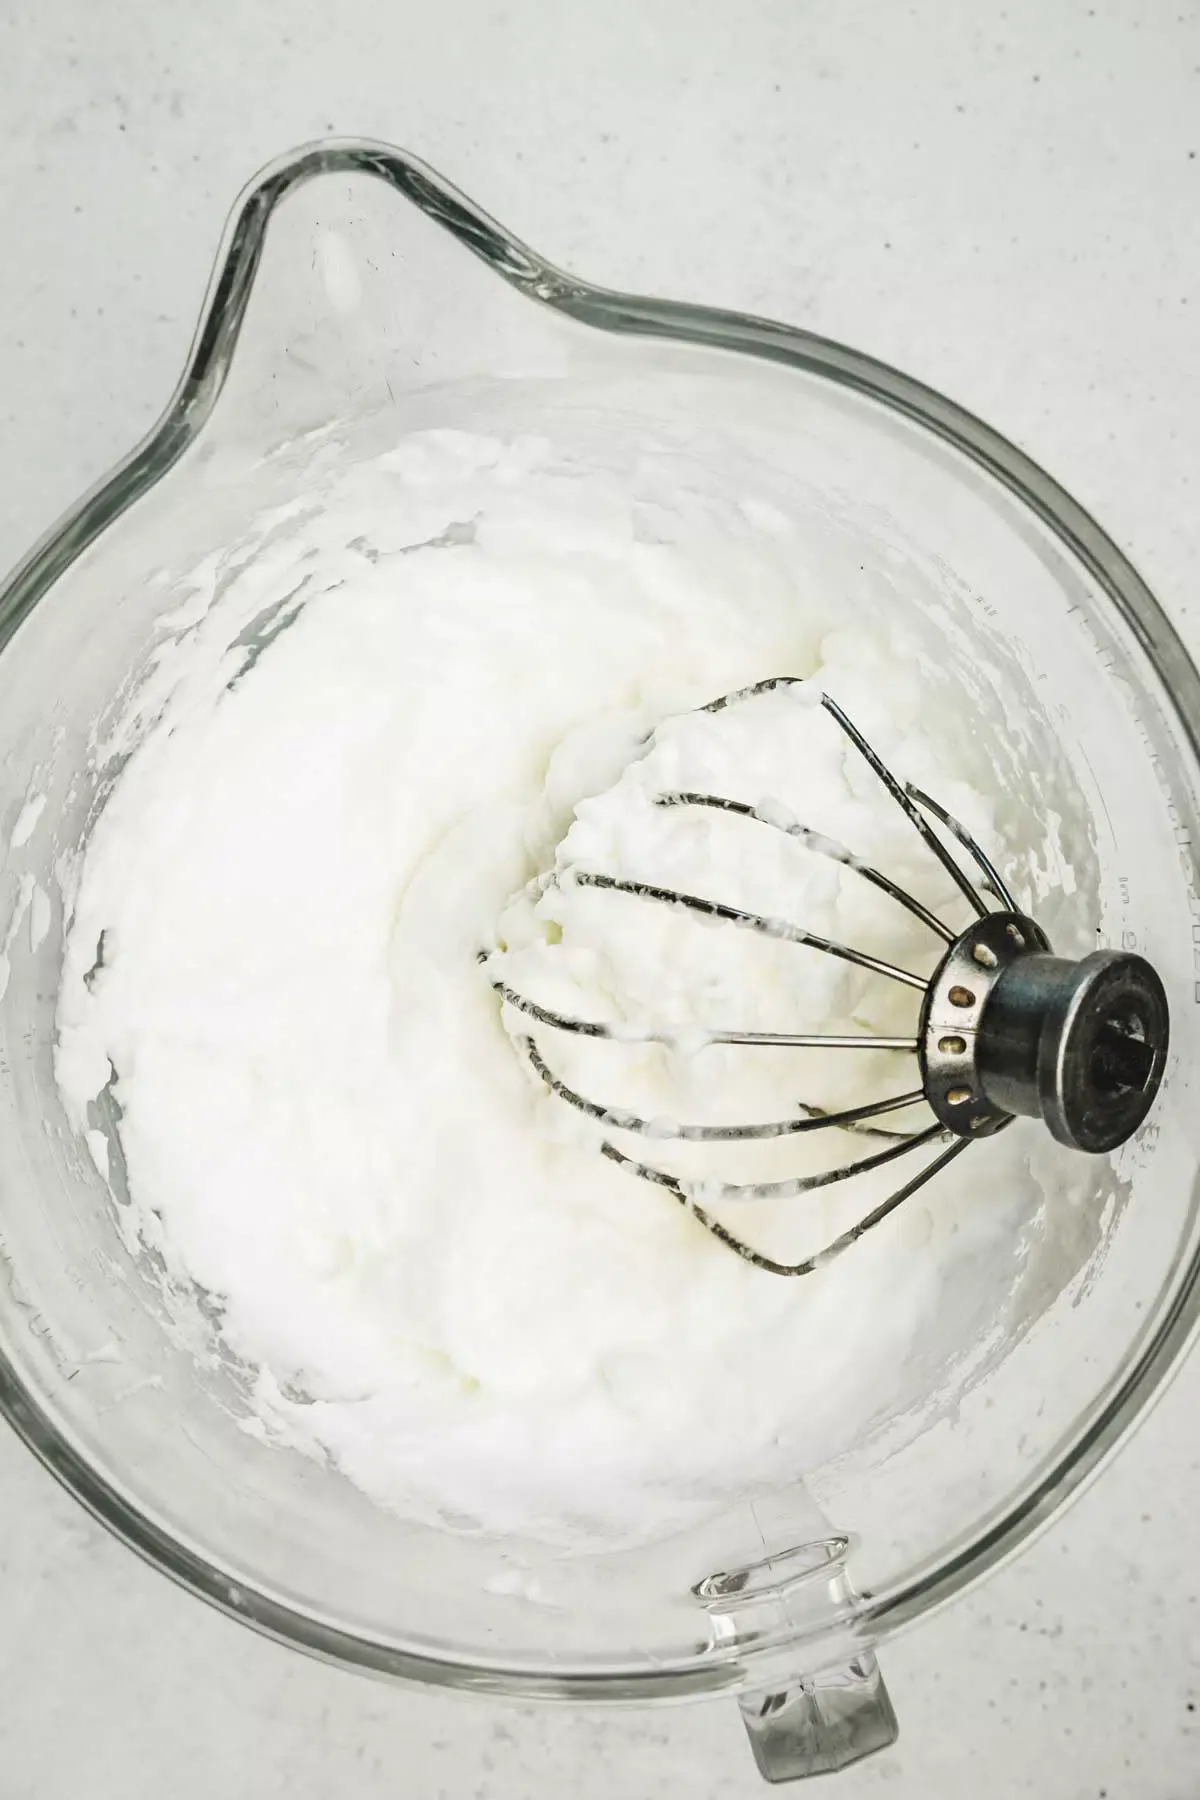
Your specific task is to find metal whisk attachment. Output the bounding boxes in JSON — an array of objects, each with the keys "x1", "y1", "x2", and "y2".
[{"x1": 483, "y1": 678, "x2": 1170, "y2": 1277}]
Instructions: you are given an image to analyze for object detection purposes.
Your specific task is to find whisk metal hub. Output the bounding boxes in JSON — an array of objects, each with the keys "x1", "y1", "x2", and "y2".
[{"x1": 920, "y1": 911, "x2": 1169, "y2": 1153}]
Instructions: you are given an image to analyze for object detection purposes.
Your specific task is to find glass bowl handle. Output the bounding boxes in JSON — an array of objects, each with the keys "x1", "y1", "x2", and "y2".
[
  {"x1": 698, "y1": 1533, "x2": 899, "y2": 1781},
  {"x1": 738, "y1": 1653, "x2": 898, "y2": 1781}
]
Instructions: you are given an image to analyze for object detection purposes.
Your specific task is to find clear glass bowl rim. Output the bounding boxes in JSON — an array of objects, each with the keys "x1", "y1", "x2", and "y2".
[{"x1": 2, "y1": 135, "x2": 1199, "y2": 1701}]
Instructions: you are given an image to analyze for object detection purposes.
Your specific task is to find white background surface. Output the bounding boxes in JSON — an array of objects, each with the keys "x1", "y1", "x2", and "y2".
[{"x1": 2, "y1": 1, "x2": 1200, "y2": 1795}]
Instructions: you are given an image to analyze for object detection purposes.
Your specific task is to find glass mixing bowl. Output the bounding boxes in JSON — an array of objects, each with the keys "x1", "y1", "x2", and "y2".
[{"x1": 1, "y1": 140, "x2": 1199, "y2": 1782}]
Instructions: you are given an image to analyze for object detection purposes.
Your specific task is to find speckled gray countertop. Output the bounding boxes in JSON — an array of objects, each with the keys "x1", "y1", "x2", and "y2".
[{"x1": 2, "y1": 2, "x2": 1199, "y2": 1795}]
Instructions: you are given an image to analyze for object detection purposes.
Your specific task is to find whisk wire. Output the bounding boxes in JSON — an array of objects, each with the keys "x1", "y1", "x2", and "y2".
[
  {"x1": 600, "y1": 1133, "x2": 978, "y2": 1277},
  {"x1": 492, "y1": 978, "x2": 919, "y2": 1051},
  {"x1": 522, "y1": 1037, "x2": 924, "y2": 1142},
  {"x1": 598, "y1": 1119, "x2": 947, "y2": 1205},
  {"x1": 819, "y1": 693, "x2": 991, "y2": 920},
  {"x1": 654, "y1": 792, "x2": 956, "y2": 942},
  {"x1": 574, "y1": 871, "x2": 928, "y2": 990},
  {"x1": 906, "y1": 784, "x2": 1020, "y2": 913}
]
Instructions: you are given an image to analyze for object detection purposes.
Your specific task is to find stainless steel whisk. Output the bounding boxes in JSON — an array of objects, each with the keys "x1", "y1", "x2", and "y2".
[{"x1": 483, "y1": 678, "x2": 1170, "y2": 1276}]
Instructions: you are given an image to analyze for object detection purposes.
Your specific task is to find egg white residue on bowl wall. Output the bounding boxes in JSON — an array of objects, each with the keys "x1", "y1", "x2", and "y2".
[{"x1": 53, "y1": 427, "x2": 1102, "y2": 1549}]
